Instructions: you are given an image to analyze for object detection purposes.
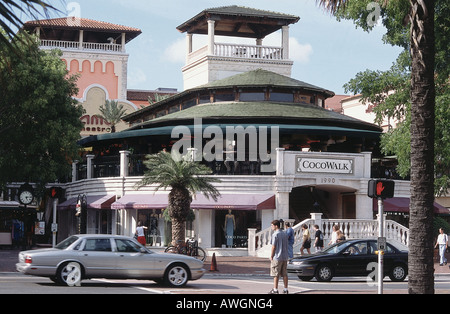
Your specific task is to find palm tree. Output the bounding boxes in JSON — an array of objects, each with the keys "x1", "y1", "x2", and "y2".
[
  {"x1": 1, "y1": 0, "x2": 57, "y2": 50},
  {"x1": 97, "y1": 100, "x2": 128, "y2": 133},
  {"x1": 317, "y1": 0, "x2": 436, "y2": 294},
  {"x1": 136, "y1": 152, "x2": 221, "y2": 245}
]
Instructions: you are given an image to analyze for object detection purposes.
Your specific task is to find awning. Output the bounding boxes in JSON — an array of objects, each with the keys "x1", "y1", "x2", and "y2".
[
  {"x1": 111, "y1": 193, "x2": 275, "y2": 211},
  {"x1": 58, "y1": 195, "x2": 116, "y2": 210},
  {"x1": 373, "y1": 197, "x2": 450, "y2": 215},
  {"x1": 0, "y1": 201, "x2": 20, "y2": 209}
]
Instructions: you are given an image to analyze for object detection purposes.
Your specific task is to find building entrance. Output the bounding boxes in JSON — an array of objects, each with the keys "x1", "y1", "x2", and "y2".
[{"x1": 289, "y1": 186, "x2": 356, "y2": 223}]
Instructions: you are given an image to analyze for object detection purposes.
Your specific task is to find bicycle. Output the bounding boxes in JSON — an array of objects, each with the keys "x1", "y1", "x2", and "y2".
[{"x1": 164, "y1": 238, "x2": 206, "y2": 262}]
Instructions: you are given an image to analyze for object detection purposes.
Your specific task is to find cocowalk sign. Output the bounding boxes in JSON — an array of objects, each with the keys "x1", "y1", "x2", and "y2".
[{"x1": 296, "y1": 157, "x2": 354, "y2": 174}]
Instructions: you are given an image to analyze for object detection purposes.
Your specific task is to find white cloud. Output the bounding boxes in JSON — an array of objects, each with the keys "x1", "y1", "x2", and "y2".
[
  {"x1": 289, "y1": 38, "x2": 314, "y2": 64},
  {"x1": 162, "y1": 37, "x2": 186, "y2": 63}
]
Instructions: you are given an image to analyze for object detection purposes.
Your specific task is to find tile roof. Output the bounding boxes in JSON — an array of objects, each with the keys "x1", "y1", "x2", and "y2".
[
  {"x1": 24, "y1": 17, "x2": 141, "y2": 34},
  {"x1": 177, "y1": 5, "x2": 299, "y2": 37},
  {"x1": 202, "y1": 69, "x2": 333, "y2": 96}
]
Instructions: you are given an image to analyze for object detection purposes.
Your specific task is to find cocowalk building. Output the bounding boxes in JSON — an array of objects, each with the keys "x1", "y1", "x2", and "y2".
[{"x1": 57, "y1": 6, "x2": 424, "y2": 250}]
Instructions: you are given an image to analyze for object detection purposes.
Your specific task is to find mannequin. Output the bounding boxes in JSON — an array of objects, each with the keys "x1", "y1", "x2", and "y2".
[{"x1": 224, "y1": 210, "x2": 236, "y2": 248}]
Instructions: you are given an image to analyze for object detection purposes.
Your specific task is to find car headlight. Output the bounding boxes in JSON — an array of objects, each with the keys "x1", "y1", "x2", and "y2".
[{"x1": 289, "y1": 260, "x2": 304, "y2": 266}]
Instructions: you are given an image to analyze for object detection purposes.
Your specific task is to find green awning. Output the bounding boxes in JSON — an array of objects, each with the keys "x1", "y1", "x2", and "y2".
[{"x1": 78, "y1": 123, "x2": 380, "y2": 147}]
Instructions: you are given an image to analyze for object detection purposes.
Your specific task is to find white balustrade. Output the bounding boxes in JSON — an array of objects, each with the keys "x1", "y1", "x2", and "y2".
[
  {"x1": 39, "y1": 39, "x2": 123, "y2": 53},
  {"x1": 214, "y1": 43, "x2": 283, "y2": 60},
  {"x1": 249, "y1": 214, "x2": 410, "y2": 257}
]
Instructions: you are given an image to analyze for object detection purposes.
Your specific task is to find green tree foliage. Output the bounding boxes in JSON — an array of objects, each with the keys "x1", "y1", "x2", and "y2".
[
  {"x1": 337, "y1": 0, "x2": 449, "y2": 195},
  {"x1": 0, "y1": 34, "x2": 84, "y2": 189}
]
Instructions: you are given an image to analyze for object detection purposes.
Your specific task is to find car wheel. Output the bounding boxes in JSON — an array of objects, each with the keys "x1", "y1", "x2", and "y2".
[
  {"x1": 389, "y1": 264, "x2": 407, "y2": 282},
  {"x1": 315, "y1": 264, "x2": 334, "y2": 282},
  {"x1": 57, "y1": 262, "x2": 82, "y2": 287},
  {"x1": 164, "y1": 264, "x2": 189, "y2": 287}
]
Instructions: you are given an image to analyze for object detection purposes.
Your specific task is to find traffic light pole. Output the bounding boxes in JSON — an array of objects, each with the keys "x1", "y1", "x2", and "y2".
[{"x1": 377, "y1": 197, "x2": 384, "y2": 295}]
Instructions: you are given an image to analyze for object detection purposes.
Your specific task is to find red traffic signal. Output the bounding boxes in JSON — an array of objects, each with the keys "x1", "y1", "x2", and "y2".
[
  {"x1": 368, "y1": 180, "x2": 395, "y2": 199},
  {"x1": 49, "y1": 187, "x2": 63, "y2": 199}
]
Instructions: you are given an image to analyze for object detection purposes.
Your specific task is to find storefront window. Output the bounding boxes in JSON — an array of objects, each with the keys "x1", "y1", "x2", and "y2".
[{"x1": 214, "y1": 210, "x2": 258, "y2": 248}]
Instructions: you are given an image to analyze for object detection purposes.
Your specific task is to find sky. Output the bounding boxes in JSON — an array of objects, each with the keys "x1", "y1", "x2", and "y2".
[{"x1": 20, "y1": 0, "x2": 403, "y2": 95}]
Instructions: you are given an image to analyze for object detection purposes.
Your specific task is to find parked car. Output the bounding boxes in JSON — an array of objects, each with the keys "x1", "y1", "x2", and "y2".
[
  {"x1": 287, "y1": 239, "x2": 408, "y2": 282},
  {"x1": 16, "y1": 234, "x2": 206, "y2": 287}
]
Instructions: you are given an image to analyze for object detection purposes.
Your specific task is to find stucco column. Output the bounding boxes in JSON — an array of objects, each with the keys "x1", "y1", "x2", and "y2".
[
  {"x1": 356, "y1": 193, "x2": 373, "y2": 219},
  {"x1": 86, "y1": 154, "x2": 95, "y2": 179},
  {"x1": 186, "y1": 33, "x2": 193, "y2": 63},
  {"x1": 72, "y1": 161, "x2": 79, "y2": 182},
  {"x1": 281, "y1": 25, "x2": 289, "y2": 59},
  {"x1": 78, "y1": 30, "x2": 84, "y2": 50},
  {"x1": 120, "y1": 150, "x2": 131, "y2": 177},
  {"x1": 121, "y1": 33, "x2": 126, "y2": 52},
  {"x1": 207, "y1": 19, "x2": 215, "y2": 55},
  {"x1": 276, "y1": 192, "x2": 290, "y2": 220}
]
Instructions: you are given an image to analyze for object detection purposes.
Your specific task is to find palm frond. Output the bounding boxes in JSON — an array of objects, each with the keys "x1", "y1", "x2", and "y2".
[
  {"x1": 316, "y1": 0, "x2": 348, "y2": 13},
  {"x1": 136, "y1": 152, "x2": 221, "y2": 200},
  {"x1": 1, "y1": 0, "x2": 61, "y2": 51}
]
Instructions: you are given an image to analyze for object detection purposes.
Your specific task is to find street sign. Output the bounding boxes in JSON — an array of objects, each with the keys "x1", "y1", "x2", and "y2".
[{"x1": 377, "y1": 237, "x2": 386, "y2": 251}]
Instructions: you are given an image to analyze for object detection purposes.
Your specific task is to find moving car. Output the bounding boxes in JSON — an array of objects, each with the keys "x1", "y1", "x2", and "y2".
[
  {"x1": 287, "y1": 239, "x2": 408, "y2": 282},
  {"x1": 16, "y1": 234, "x2": 206, "y2": 287}
]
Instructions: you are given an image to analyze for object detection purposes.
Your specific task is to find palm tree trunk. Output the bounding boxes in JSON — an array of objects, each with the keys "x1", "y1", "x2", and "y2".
[
  {"x1": 408, "y1": 0, "x2": 435, "y2": 294},
  {"x1": 168, "y1": 187, "x2": 191, "y2": 245}
]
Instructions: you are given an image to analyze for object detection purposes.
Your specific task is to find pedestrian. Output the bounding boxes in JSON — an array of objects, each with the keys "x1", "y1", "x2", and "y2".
[
  {"x1": 300, "y1": 224, "x2": 311, "y2": 255},
  {"x1": 434, "y1": 228, "x2": 448, "y2": 266},
  {"x1": 269, "y1": 220, "x2": 289, "y2": 294},
  {"x1": 313, "y1": 224, "x2": 324, "y2": 252},
  {"x1": 336, "y1": 230, "x2": 346, "y2": 243},
  {"x1": 328, "y1": 224, "x2": 339, "y2": 246},
  {"x1": 285, "y1": 222, "x2": 294, "y2": 259},
  {"x1": 135, "y1": 221, "x2": 148, "y2": 246}
]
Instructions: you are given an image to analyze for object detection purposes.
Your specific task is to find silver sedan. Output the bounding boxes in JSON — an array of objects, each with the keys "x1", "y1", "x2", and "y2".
[{"x1": 16, "y1": 234, "x2": 206, "y2": 287}]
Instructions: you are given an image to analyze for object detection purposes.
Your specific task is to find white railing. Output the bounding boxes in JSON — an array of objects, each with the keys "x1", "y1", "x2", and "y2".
[
  {"x1": 215, "y1": 43, "x2": 283, "y2": 60},
  {"x1": 186, "y1": 42, "x2": 285, "y2": 64},
  {"x1": 248, "y1": 214, "x2": 409, "y2": 257},
  {"x1": 39, "y1": 39, "x2": 123, "y2": 53}
]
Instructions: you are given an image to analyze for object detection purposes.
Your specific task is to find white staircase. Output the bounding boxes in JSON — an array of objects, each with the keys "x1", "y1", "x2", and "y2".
[{"x1": 248, "y1": 213, "x2": 409, "y2": 257}]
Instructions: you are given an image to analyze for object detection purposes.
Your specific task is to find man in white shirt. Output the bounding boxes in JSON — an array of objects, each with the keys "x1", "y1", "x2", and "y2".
[{"x1": 435, "y1": 228, "x2": 448, "y2": 266}]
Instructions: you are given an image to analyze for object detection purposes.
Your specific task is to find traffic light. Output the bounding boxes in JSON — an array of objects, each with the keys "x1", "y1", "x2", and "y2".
[
  {"x1": 49, "y1": 187, "x2": 63, "y2": 199},
  {"x1": 368, "y1": 180, "x2": 395, "y2": 199}
]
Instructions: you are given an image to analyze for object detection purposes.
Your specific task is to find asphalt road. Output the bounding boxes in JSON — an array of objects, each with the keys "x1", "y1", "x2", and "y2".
[{"x1": 2, "y1": 272, "x2": 450, "y2": 295}]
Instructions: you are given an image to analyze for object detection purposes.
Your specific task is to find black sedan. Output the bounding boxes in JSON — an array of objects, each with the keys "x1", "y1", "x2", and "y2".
[{"x1": 287, "y1": 239, "x2": 408, "y2": 282}]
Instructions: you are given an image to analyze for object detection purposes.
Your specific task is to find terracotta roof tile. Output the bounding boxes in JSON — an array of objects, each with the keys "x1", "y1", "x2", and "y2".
[{"x1": 24, "y1": 17, "x2": 141, "y2": 34}]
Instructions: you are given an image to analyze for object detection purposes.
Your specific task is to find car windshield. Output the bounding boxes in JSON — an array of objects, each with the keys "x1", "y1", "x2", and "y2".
[
  {"x1": 322, "y1": 241, "x2": 352, "y2": 254},
  {"x1": 55, "y1": 236, "x2": 79, "y2": 250}
]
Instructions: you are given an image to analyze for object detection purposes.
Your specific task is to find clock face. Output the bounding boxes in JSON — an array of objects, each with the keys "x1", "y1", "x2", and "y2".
[{"x1": 19, "y1": 190, "x2": 34, "y2": 205}]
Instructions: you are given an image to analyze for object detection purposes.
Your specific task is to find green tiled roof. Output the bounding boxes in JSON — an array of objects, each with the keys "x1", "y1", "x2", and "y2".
[
  {"x1": 202, "y1": 69, "x2": 334, "y2": 96},
  {"x1": 141, "y1": 101, "x2": 381, "y2": 132}
]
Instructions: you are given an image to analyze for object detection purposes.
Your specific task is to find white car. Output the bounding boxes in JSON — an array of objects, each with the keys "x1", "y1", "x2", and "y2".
[{"x1": 16, "y1": 234, "x2": 206, "y2": 287}]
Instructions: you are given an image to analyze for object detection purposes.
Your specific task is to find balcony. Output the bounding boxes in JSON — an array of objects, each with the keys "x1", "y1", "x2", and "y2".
[
  {"x1": 187, "y1": 42, "x2": 285, "y2": 65},
  {"x1": 39, "y1": 39, "x2": 125, "y2": 53}
]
